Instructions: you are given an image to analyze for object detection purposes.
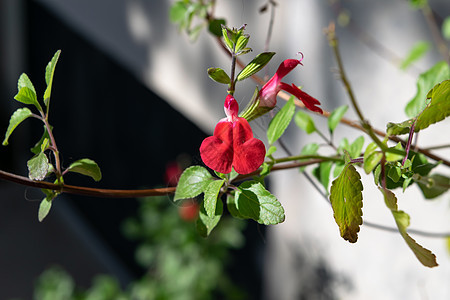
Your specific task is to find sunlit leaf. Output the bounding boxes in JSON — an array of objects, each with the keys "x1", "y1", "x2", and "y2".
[
  {"x1": 328, "y1": 105, "x2": 348, "y2": 134},
  {"x1": 235, "y1": 180, "x2": 285, "y2": 225},
  {"x1": 415, "y1": 80, "x2": 450, "y2": 131},
  {"x1": 44, "y1": 50, "x2": 61, "y2": 107},
  {"x1": 67, "y1": 158, "x2": 102, "y2": 182},
  {"x1": 294, "y1": 110, "x2": 316, "y2": 134},
  {"x1": 197, "y1": 196, "x2": 223, "y2": 237},
  {"x1": 204, "y1": 179, "x2": 225, "y2": 218},
  {"x1": 236, "y1": 52, "x2": 275, "y2": 81},
  {"x1": 329, "y1": 163, "x2": 363, "y2": 243},
  {"x1": 38, "y1": 198, "x2": 52, "y2": 222},
  {"x1": 400, "y1": 41, "x2": 429, "y2": 70},
  {"x1": 174, "y1": 166, "x2": 214, "y2": 201},
  {"x1": 2, "y1": 107, "x2": 33, "y2": 146},
  {"x1": 207, "y1": 67, "x2": 231, "y2": 84},
  {"x1": 443, "y1": 16, "x2": 450, "y2": 40},
  {"x1": 386, "y1": 118, "x2": 415, "y2": 136},
  {"x1": 363, "y1": 142, "x2": 382, "y2": 174},
  {"x1": 267, "y1": 97, "x2": 295, "y2": 144},
  {"x1": 27, "y1": 152, "x2": 49, "y2": 180},
  {"x1": 405, "y1": 61, "x2": 449, "y2": 118}
]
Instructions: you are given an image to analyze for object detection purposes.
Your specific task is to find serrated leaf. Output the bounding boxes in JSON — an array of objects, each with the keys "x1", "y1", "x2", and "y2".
[
  {"x1": 197, "y1": 196, "x2": 223, "y2": 237},
  {"x1": 174, "y1": 166, "x2": 214, "y2": 201},
  {"x1": 328, "y1": 105, "x2": 348, "y2": 134},
  {"x1": 415, "y1": 80, "x2": 450, "y2": 131},
  {"x1": 267, "y1": 97, "x2": 295, "y2": 144},
  {"x1": 44, "y1": 50, "x2": 61, "y2": 107},
  {"x1": 15, "y1": 73, "x2": 42, "y2": 111},
  {"x1": 400, "y1": 41, "x2": 429, "y2": 70},
  {"x1": 208, "y1": 18, "x2": 225, "y2": 37},
  {"x1": 27, "y1": 152, "x2": 49, "y2": 180},
  {"x1": 2, "y1": 107, "x2": 33, "y2": 146},
  {"x1": 236, "y1": 52, "x2": 275, "y2": 81},
  {"x1": 416, "y1": 174, "x2": 450, "y2": 199},
  {"x1": 38, "y1": 197, "x2": 53, "y2": 222},
  {"x1": 363, "y1": 142, "x2": 382, "y2": 174},
  {"x1": 294, "y1": 110, "x2": 316, "y2": 134},
  {"x1": 380, "y1": 188, "x2": 438, "y2": 267},
  {"x1": 405, "y1": 61, "x2": 449, "y2": 118},
  {"x1": 207, "y1": 67, "x2": 231, "y2": 84},
  {"x1": 204, "y1": 179, "x2": 225, "y2": 217},
  {"x1": 67, "y1": 158, "x2": 102, "y2": 182},
  {"x1": 235, "y1": 180, "x2": 285, "y2": 225},
  {"x1": 329, "y1": 164, "x2": 363, "y2": 243}
]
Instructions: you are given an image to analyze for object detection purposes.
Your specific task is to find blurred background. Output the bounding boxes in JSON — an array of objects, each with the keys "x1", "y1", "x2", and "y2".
[{"x1": 0, "y1": 0, "x2": 449, "y2": 299}]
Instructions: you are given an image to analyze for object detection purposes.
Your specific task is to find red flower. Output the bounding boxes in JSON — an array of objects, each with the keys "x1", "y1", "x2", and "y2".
[
  {"x1": 259, "y1": 58, "x2": 323, "y2": 114},
  {"x1": 200, "y1": 95, "x2": 266, "y2": 174}
]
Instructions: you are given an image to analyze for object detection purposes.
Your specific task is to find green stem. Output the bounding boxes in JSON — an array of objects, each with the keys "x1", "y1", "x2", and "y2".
[{"x1": 273, "y1": 154, "x2": 342, "y2": 164}]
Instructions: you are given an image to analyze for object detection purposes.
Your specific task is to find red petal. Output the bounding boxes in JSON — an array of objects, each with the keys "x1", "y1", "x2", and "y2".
[
  {"x1": 232, "y1": 118, "x2": 266, "y2": 174},
  {"x1": 278, "y1": 82, "x2": 323, "y2": 114},
  {"x1": 200, "y1": 121, "x2": 234, "y2": 174}
]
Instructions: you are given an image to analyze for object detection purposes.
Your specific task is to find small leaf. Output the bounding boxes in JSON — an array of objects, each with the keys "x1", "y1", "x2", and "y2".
[
  {"x1": 208, "y1": 18, "x2": 226, "y2": 37},
  {"x1": 363, "y1": 142, "x2": 382, "y2": 174},
  {"x1": 31, "y1": 126, "x2": 51, "y2": 155},
  {"x1": 221, "y1": 26, "x2": 234, "y2": 52},
  {"x1": 328, "y1": 105, "x2": 348, "y2": 134},
  {"x1": 385, "y1": 143, "x2": 405, "y2": 162},
  {"x1": 235, "y1": 180, "x2": 285, "y2": 225},
  {"x1": 27, "y1": 152, "x2": 49, "y2": 180},
  {"x1": 169, "y1": 1, "x2": 187, "y2": 22},
  {"x1": 235, "y1": 34, "x2": 250, "y2": 53},
  {"x1": 38, "y1": 197, "x2": 53, "y2": 222},
  {"x1": 227, "y1": 194, "x2": 245, "y2": 219},
  {"x1": 348, "y1": 136, "x2": 364, "y2": 159},
  {"x1": 267, "y1": 97, "x2": 295, "y2": 144},
  {"x1": 415, "y1": 80, "x2": 450, "y2": 131},
  {"x1": 405, "y1": 61, "x2": 449, "y2": 118},
  {"x1": 266, "y1": 145, "x2": 277, "y2": 157},
  {"x1": 207, "y1": 67, "x2": 231, "y2": 84},
  {"x1": 197, "y1": 196, "x2": 223, "y2": 237},
  {"x1": 386, "y1": 118, "x2": 415, "y2": 136},
  {"x1": 236, "y1": 52, "x2": 276, "y2": 81},
  {"x1": 2, "y1": 107, "x2": 33, "y2": 146},
  {"x1": 416, "y1": 174, "x2": 450, "y2": 199},
  {"x1": 380, "y1": 188, "x2": 438, "y2": 267},
  {"x1": 388, "y1": 165, "x2": 402, "y2": 182},
  {"x1": 329, "y1": 163, "x2": 363, "y2": 243},
  {"x1": 294, "y1": 110, "x2": 316, "y2": 134},
  {"x1": 313, "y1": 161, "x2": 333, "y2": 193},
  {"x1": 443, "y1": 16, "x2": 450, "y2": 40},
  {"x1": 204, "y1": 179, "x2": 225, "y2": 217},
  {"x1": 174, "y1": 166, "x2": 214, "y2": 201},
  {"x1": 299, "y1": 143, "x2": 319, "y2": 171},
  {"x1": 400, "y1": 41, "x2": 430, "y2": 70},
  {"x1": 67, "y1": 158, "x2": 102, "y2": 182},
  {"x1": 44, "y1": 50, "x2": 61, "y2": 107}
]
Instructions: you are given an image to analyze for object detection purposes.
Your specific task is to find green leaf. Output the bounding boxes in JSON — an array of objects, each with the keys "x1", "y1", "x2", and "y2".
[
  {"x1": 236, "y1": 52, "x2": 275, "y2": 81},
  {"x1": 266, "y1": 145, "x2": 277, "y2": 157},
  {"x1": 174, "y1": 166, "x2": 214, "y2": 201},
  {"x1": 405, "y1": 61, "x2": 449, "y2": 118},
  {"x1": 31, "y1": 126, "x2": 51, "y2": 155},
  {"x1": 415, "y1": 80, "x2": 450, "y2": 131},
  {"x1": 409, "y1": 0, "x2": 427, "y2": 9},
  {"x1": 67, "y1": 158, "x2": 102, "y2": 182},
  {"x1": 386, "y1": 118, "x2": 415, "y2": 136},
  {"x1": 443, "y1": 16, "x2": 450, "y2": 40},
  {"x1": 38, "y1": 197, "x2": 53, "y2": 222},
  {"x1": 294, "y1": 110, "x2": 316, "y2": 134},
  {"x1": 204, "y1": 179, "x2": 225, "y2": 217},
  {"x1": 227, "y1": 194, "x2": 245, "y2": 219},
  {"x1": 299, "y1": 143, "x2": 319, "y2": 171},
  {"x1": 380, "y1": 188, "x2": 437, "y2": 267},
  {"x1": 15, "y1": 74, "x2": 42, "y2": 111},
  {"x1": 235, "y1": 34, "x2": 250, "y2": 54},
  {"x1": 221, "y1": 26, "x2": 234, "y2": 52},
  {"x1": 27, "y1": 152, "x2": 49, "y2": 180},
  {"x1": 234, "y1": 180, "x2": 285, "y2": 225},
  {"x1": 363, "y1": 142, "x2": 382, "y2": 174},
  {"x1": 329, "y1": 163, "x2": 363, "y2": 243},
  {"x1": 169, "y1": 1, "x2": 187, "y2": 22},
  {"x1": 313, "y1": 161, "x2": 333, "y2": 193},
  {"x1": 196, "y1": 196, "x2": 223, "y2": 237},
  {"x1": 416, "y1": 174, "x2": 450, "y2": 199},
  {"x1": 267, "y1": 97, "x2": 295, "y2": 144},
  {"x1": 388, "y1": 165, "x2": 402, "y2": 182},
  {"x1": 328, "y1": 105, "x2": 348, "y2": 134},
  {"x1": 2, "y1": 107, "x2": 33, "y2": 146},
  {"x1": 385, "y1": 143, "x2": 405, "y2": 162},
  {"x1": 400, "y1": 41, "x2": 430, "y2": 70},
  {"x1": 208, "y1": 18, "x2": 225, "y2": 37},
  {"x1": 343, "y1": 136, "x2": 364, "y2": 159},
  {"x1": 207, "y1": 67, "x2": 231, "y2": 84},
  {"x1": 44, "y1": 50, "x2": 61, "y2": 107}
]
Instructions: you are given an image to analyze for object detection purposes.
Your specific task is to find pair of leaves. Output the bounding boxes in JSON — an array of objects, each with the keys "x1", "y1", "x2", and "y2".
[
  {"x1": 380, "y1": 188, "x2": 438, "y2": 267},
  {"x1": 175, "y1": 166, "x2": 285, "y2": 236}
]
